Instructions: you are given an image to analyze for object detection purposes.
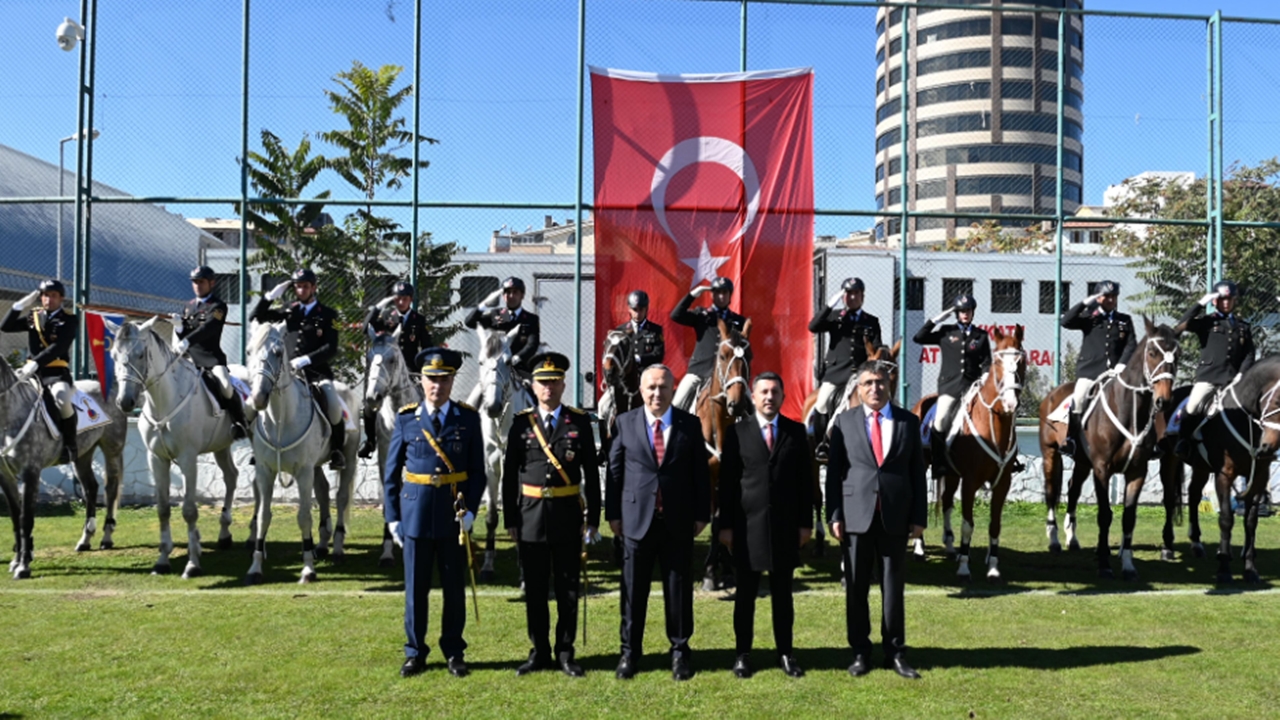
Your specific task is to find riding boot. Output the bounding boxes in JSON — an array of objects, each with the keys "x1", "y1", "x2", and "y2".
[
  {"x1": 58, "y1": 414, "x2": 79, "y2": 465},
  {"x1": 1062, "y1": 410, "x2": 1081, "y2": 458},
  {"x1": 226, "y1": 394, "x2": 249, "y2": 440},
  {"x1": 357, "y1": 407, "x2": 378, "y2": 459},
  {"x1": 329, "y1": 421, "x2": 347, "y2": 470},
  {"x1": 813, "y1": 411, "x2": 830, "y2": 463},
  {"x1": 1174, "y1": 413, "x2": 1201, "y2": 459},
  {"x1": 930, "y1": 428, "x2": 951, "y2": 478}
]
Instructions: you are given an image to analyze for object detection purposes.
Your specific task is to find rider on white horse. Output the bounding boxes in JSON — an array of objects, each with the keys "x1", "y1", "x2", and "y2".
[
  {"x1": 913, "y1": 293, "x2": 990, "y2": 478},
  {"x1": 359, "y1": 280, "x2": 433, "y2": 459},
  {"x1": 1, "y1": 279, "x2": 78, "y2": 463},
  {"x1": 598, "y1": 290, "x2": 664, "y2": 423},
  {"x1": 251, "y1": 268, "x2": 347, "y2": 470},
  {"x1": 464, "y1": 277, "x2": 540, "y2": 407},
  {"x1": 671, "y1": 277, "x2": 750, "y2": 412},
  {"x1": 173, "y1": 266, "x2": 250, "y2": 440}
]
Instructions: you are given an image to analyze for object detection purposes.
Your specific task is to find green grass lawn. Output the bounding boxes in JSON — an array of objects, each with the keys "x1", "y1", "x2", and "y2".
[{"x1": 2, "y1": 501, "x2": 1279, "y2": 718}]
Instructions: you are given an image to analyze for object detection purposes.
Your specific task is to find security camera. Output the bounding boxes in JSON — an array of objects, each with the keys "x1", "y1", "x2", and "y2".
[{"x1": 56, "y1": 17, "x2": 84, "y2": 52}]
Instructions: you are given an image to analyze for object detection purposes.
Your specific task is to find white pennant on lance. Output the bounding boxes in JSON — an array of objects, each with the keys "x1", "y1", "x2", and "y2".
[{"x1": 649, "y1": 136, "x2": 762, "y2": 289}]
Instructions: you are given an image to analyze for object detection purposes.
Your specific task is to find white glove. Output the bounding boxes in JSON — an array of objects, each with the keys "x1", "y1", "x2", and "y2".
[
  {"x1": 376, "y1": 295, "x2": 396, "y2": 309},
  {"x1": 290, "y1": 356, "x2": 311, "y2": 371},
  {"x1": 13, "y1": 290, "x2": 41, "y2": 312},
  {"x1": 266, "y1": 280, "x2": 293, "y2": 302},
  {"x1": 388, "y1": 521, "x2": 404, "y2": 549},
  {"x1": 691, "y1": 286, "x2": 710, "y2": 297},
  {"x1": 174, "y1": 339, "x2": 190, "y2": 356},
  {"x1": 16, "y1": 360, "x2": 38, "y2": 382},
  {"x1": 828, "y1": 290, "x2": 844, "y2": 309},
  {"x1": 1199, "y1": 292, "x2": 1219, "y2": 306},
  {"x1": 584, "y1": 526, "x2": 602, "y2": 545},
  {"x1": 930, "y1": 307, "x2": 955, "y2": 324},
  {"x1": 481, "y1": 289, "x2": 503, "y2": 308},
  {"x1": 461, "y1": 511, "x2": 475, "y2": 533},
  {"x1": 1114, "y1": 363, "x2": 1125, "y2": 373}
]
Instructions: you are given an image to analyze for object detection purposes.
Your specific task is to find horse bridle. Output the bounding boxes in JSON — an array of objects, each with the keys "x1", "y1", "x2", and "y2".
[
  {"x1": 601, "y1": 332, "x2": 638, "y2": 402},
  {"x1": 975, "y1": 348, "x2": 1025, "y2": 414},
  {"x1": 1112, "y1": 336, "x2": 1178, "y2": 394},
  {"x1": 712, "y1": 337, "x2": 751, "y2": 402},
  {"x1": 115, "y1": 330, "x2": 184, "y2": 392}
]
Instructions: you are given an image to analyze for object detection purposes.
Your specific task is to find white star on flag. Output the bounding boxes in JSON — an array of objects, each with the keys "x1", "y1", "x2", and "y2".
[{"x1": 681, "y1": 240, "x2": 729, "y2": 289}]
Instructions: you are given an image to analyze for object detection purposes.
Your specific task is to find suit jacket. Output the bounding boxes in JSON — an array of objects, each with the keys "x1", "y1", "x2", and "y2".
[
  {"x1": 913, "y1": 321, "x2": 990, "y2": 396},
  {"x1": 717, "y1": 414, "x2": 814, "y2": 572},
  {"x1": 605, "y1": 406, "x2": 711, "y2": 540},
  {"x1": 825, "y1": 404, "x2": 928, "y2": 536},
  {"x1": 1179, "y1": 304, "x2": 1256, "y2": 384},
  {"x1": 809, "y1": 307, "x2": 882, "y2": 386},
  {"x1": 178, "y1": 294, "x2": 229, "y2": 368},
  {"x1": 1061, "y1": 302, "x2": 1136, "y2": 380},
  {"x1": 501, "y1": 406, "x2": 602, "y2": 544},
  {"x1": 250, "y1": 298, "x2": 339, "y2": 382},
  {"x1": 670, "y1": 293, "x2": 750, "y2": 378},
  {"x1": 383, "y1": 401, "x2": 487, "y2": 540}
]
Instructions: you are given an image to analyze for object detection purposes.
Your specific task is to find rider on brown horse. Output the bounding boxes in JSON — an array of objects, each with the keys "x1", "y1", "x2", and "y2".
[
  {"x1": 1174, "y1": 279, "x2": 1257, "y2": 458},
  {"x1": 808, "y1": 277, "x2": 881, "y2": 461},
  {"x1": 1060, "y1": 280, "x2": 1136, "y2": 458},
  {"x1": 913, "y1": 293, "x2": 990, "y2": 478},
  {"x1": 671, "y1": 277, "x2": 750, "y2": 412}
]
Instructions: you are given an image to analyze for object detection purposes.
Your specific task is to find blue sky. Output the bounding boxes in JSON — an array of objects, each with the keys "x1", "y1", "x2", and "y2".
[{"x1": 3, "y1": 0, "x2": 1280, "y2": 251}]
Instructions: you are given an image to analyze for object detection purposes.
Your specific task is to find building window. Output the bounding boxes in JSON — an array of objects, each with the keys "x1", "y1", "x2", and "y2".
[
  {"x1": 916, "y1": 179, "x2": 947, "y2": 200},
  {"x1": 1002, "y1": 112, "x2": 1083, "y2": 141},
  {"x1": 917, "y1": 81, "x2": 991, "y2": 107},
  {"x1": 876, "y1": 193, "x2": 885, "y2": 210},
  {"x1": 991, "y1": 280, "x2": 1022, "y2": 314},
  {"x1": 917, "y1": 113, "x2": 990, "y2": 138},
  {"x1": 459, "y1": 276, "x2": 500, "y2": 307},
  {"x1": 917, "y1": 50, "x2": 992, "y2": 76},
  {"x1": 917, "y1": 17, "x2": 991, "y2": 45},
  {"x1": 887, "y1": 156, "x2": 902, "y2": 177},
  {"x1": 942, "y1": 278, "x2": 974, "y2": 309},
  {"x1": 887, "y1": 187, "x2": 903, "y2": 205},
  {"x1": 894, "y1": 277, "x2": 926, "y2": 311},
  {"x1": 1039, "y1": 280, "x2": 1070, "y2": 314},
  {"x1": 956, "y1": 176, "x2": 1034, "y2": 196},
  {"x1": 917, "y1": 144, "x2": 1081, "y2": 170},
  {"x1": 916, "y1": 216, "x2": 948, "y2": 231},
  {"x1": 214, "y1": 273, "x2": 241, "y2": 302},
  {"x1": 1001, "y1": 17, "x2": 1034, "y2": 36},
  {"x1": 877, "y1": 127, "x2": 902, "y2": 151},
  {"x1": 876, "y1": 96, "x2": 901, "y2": 123},
  {"x1": 876, "y1": 164, "x2": 886, "y2": 182}
]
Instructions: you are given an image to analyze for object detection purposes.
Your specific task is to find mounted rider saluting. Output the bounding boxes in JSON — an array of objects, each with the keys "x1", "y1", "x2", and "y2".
[
  {"x1": 808, "y1": 277, "x2": 881, "y2": 460},
  {"x1": 464, "y1": 276, "x2": 541, "y2": 397},
  {"x1": 671, "y1": 276, "x2": 750, "y2": 412},
  {"x1": 251, "y1": 268, "x2": 347, "y2": 470},
  {"x1": 599, "y1": 289, "x2": 665, "y2": 421},
  {"x1": 1059, "y1": 280, "x2": 1136, "y2": 457},
  {"x1": 359, "y1": 280, "x2": 433, "y2": 459},
  {"x1": 1174, "y1": 279, "x2": 1257, "y2": 457},
  {"x1": 913, "y1": 293, "x2": 991, "y2": 477},
  {"x1": 173, "y1": 266, "x2": 250, "y2": 440},
  {"x1": 2, "y1": 279, "x2": 78, "y2": 463}
]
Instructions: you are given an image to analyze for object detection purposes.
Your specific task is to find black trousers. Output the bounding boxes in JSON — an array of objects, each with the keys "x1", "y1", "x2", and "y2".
[
  {"x1": 519, "y1": 539, "x2": 580, "y2": 658},
  {"x1": 733, "y1": 565, "x2": 795, "y2": 655},
  {"x1": 402, "y1": 536, "x2": 466, "y2": 660},
  {"x1": 841, "y1": 516, "x2": 907, "y2": 658},
  {"x1": 619, "y1": 515, "x2": 694, "y2": 659}
]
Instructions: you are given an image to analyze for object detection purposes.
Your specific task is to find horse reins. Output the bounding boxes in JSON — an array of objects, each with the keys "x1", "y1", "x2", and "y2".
[
  {"x1": 1090, "y1": 336, "x2": 1178, "y2": 474},
  {"x1": 961, "y1": 348, "x2": 1025, "y2": 478}
]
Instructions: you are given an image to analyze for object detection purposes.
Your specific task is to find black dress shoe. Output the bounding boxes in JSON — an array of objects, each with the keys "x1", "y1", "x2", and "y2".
[
  {"x1": 446, "y1": 656, "x2": 470, "y2": 678},
  {"x1": 885, "y1": 655, "x2": 921, "y2": 679},
  {"x1": 516, "y1": 651, "x2": 551, "y2": 676},
  {"x1": 400, "y1": 656, "x2": 427, "y2": 678},
  {"x1": 732, "y1": 654, "x2": 753, "y2": 679},
  {"x1": 672, "y1": 654, "x2": 694, "y2": 681},
  {"x1": 615, "y1": 656, "x2": 637, "y2": 680},
  {"x1": 779, "y1": 654, "x2": 805, "y2": 678},
  {"x1": 559, "y1": 655, "x2": 585, "y2": 678},
  {"x1": 848, "y1": 654, "x2": 871, "y2": 677}
]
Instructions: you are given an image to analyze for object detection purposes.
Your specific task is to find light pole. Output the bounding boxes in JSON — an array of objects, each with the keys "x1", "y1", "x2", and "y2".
[{"x1": 57, "y1": 128, "x2": 98, "y2": 282}]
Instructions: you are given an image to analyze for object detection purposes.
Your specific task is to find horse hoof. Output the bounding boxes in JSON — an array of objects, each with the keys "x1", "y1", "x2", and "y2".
[
  {"x1": 1122, "y1": 569, "x2": 1138, "y2": 582},
  {"x1": 216, "y1": 536, "x2": 234, "y2": 551},
  {"x1": 378, "y1": 556, "x2": 395, "y2": 569},
  {"x1": 701, "y1": 576, "x2": 718, "y2": 593},
  {"x1": 152, "y1": 563, "x2": 172, "y2": 575},
  {"x1": 1048, "y1": 544, "x2": 1062, "y2": 555},
  {"x1": 956, "y1": 574, "x2": 971, "y2": 585},
  {"x1": 75, "y1": 542, "x2": 91, "y2": 553},
  {"x1": 14, "y1": 568, "x2": 31, "y2": 580},
  {"x1": 300, "y1": 572, "x2": 316, "y2": 585},
  {"x1": 1160, "y1": 548, "x2": 1176, "y2": 562},
  {"x1": 1216, "y1": 571, "x2": 1234, "y2": 585},
  {"x1": 986, "y1": 573, "x2": 1002, "y2": 584},
  {"x1": 1098, "y1": 567, "x2": 1114, "y2": 580},
  {"x1": 182, "y1": 566, "x2": 203, "y2": 580},
  {"x1": 944, "y1": 550, "x2": 957, "y2": 561},
  {"x1": 99, "y1": 540, "x2": 114, "y2": 551},
  {"x1": 314, "y1": 547, "x2": 328, "y2": 560},
  {"x1": 1192, "y1": 544, "x2": 1206, "y2": 559},
  {"x1": 1068, "y1": 540, "x2": 1081, "y2": 552},
  {"x1": 1244, "y1": 570, "x2": 1261, "y2": 584},
  {"x1": 330, "y1": 552, "x2": 345, "y2": 565},
  {"x1": 245, "y1": 572, "x2": 265, "y2": 586},
  {"x1": 912, "y1": 551, "x2": 927, "y2": 563},
  {"x1": 479, "y1": 569, "x2": 495, "y2": 584}
]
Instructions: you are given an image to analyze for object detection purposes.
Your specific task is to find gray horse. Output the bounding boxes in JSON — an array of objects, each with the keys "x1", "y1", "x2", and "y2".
[
  {"x1": 362, "y1": 329, "x2": 422, "y2": 566},
  {"x1": 112, "y1": 317, "x2": 254, "y2": 577},
  {"x1": 0, "y1": 358, "x2": 127, "y2": 579},
  {"x1": 245, "y1": 322, "x2": 357, "y2": 584}
]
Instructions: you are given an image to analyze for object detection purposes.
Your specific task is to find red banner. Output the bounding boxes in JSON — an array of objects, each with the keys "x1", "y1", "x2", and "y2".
[{"x1": 591, "y1": 67, "x2": 814, "y2": 416}]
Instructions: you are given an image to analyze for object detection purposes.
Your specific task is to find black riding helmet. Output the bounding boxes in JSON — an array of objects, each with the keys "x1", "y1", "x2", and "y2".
[
  {"x1": 39, "y1": 279, "x2": 67, "y2": 296},
  {"x1": 1095, "y1": 280, "x2": 1120, "y2": 297},
  {"x1": 292, "y1": 268, "x2": 318, "y2": 285},
  {"x1": 1213, "y1": 279, "x2": 1239, "y2": 298},
  {"x1": 190, "y1": 266, "x2": 216, "y2": 281},
  {"x1": 393, "y1": 281, "x2": 414, "y2": 297},
  {"x1": 710, "y1": 277, "x2": 734, "y2": 294},
  {"x1": 842, "y1": 277, "x2": 865, "y2": 293},
  {"x1": 502, "y1": 276, "x2": 525, "y2": 293},
  {"x1": 952, "y1": 294, "x2": 977, "y2": 312},
  {"x1": 627, "y1": 290, "x2": 649, "y2": 309}
]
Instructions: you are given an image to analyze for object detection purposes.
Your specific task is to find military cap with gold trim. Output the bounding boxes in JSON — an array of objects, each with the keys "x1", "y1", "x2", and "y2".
[
  {"x1": 530, "y1": 351, "x2": 570, "y2": 382},
  {"x1": 415, "y1": 346, "x2": 462, "y2": 377}
]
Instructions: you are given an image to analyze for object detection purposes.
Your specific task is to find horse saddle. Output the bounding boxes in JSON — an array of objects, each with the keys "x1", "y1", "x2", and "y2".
[
  {"x1": 38, "y1": 388, "x2": 111, "y2": 437},
  {"x1": 1167, "y1": 396, "x2": 1217, "y2": 439},
  {"x1": 1047, "y1": 380, "x2": 1107, "y2": 425}
]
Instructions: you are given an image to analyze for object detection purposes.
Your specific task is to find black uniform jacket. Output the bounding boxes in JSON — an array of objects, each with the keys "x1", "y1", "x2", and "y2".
[
  {"x1": 912, "y1": 320, "x2": 991, "y2": 397},
  {"x1": 501, "y1": 406, "x2": 602, "y2": 544}
]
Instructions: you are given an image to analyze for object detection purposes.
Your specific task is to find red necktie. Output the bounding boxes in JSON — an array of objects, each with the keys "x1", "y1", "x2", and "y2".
[
  {"x1": 765, "y1": 421, "x2": 774, "y2": 452},
  {"x1": 653, "y1": 419, "x2": 665, "y2": 513},
  {"x1": 871, "y1": 410, "x2": 884, "y2": 466}
]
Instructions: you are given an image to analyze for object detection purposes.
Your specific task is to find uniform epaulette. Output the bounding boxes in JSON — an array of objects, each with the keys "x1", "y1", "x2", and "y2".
[
  {"x1": 456, "y1": 401, "x2": 476, "y2": 412},
  {"x1": 516, "y1": 407, "x2": 535, "y2": 416},
  {"x1": 398, "y1": 402, "x2": 419, "y2": 414},
  {"x1": 565, "y1": 406, "x2": 586, "y2": 415}
]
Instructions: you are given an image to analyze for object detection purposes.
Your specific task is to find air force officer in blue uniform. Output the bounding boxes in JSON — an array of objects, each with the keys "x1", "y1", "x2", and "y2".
[{"x1": 384, "y1": 347, "x2": 486, "y2": 678}]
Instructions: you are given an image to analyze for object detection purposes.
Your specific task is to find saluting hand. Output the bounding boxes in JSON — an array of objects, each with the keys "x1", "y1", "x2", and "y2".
[
  {"x1": 929, "y1": 307, "x2": 955, "y2": 325},
  {"x1": 691, "y1": 286, "x2": 710, "y2": 298},
  {"x1": 266, "y1": 280, "x2": 293, "y2": 302},
  {"x1": 14, "y1": 290, "x2": 41, "y2": 312},
  {"x1": 15, "y1": 360, "x2": 38, "y2": 382}
]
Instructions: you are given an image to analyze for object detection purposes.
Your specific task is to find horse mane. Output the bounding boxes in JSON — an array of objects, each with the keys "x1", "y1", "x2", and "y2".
[
  {"x1": 482, "y1": 329, "x2": 507, "y2": 359},
  {"x1": 1233, "y1": 354, "x2": 1280, "y2": 414},
  {"x1": 247, "y1": 322, "x2": 278, "y2": 356}
]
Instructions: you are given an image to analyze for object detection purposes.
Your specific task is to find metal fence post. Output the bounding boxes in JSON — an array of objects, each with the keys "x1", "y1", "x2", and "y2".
[
  {"x1": 572, "y1": 0, "x2": 587, "y2": 407},
  {"x1": 1053, "y1": 8, "x2": 1066, "y2": 386},
  {"x1": 80, "y1": 0, "x2": 99, "y2": 378},
  {"x1": 410, "y1": 0, "x2": 423, "y2": 283},
  {"x1": 897, "y1": 4, "x2": 911, "y2": 405},
  {"x1": 71, "y1": 0, "x2": 89, "y2": 379},
  {"x1": 1213, "y1": 10, "x2": 1225, "y2": 282},
  {"x1": 238, "y1": 0, "x2": 251, "y2": 363}
]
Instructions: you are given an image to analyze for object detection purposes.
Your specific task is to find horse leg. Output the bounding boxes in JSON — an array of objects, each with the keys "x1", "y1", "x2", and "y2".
[
  {"x1": 480, "y1": 477, "x2": 498, "y2": 583},
  {"x1": 1065, "y1": 461, "x2": 1087, "y2": 552},
  {"x1": 956, "y1": 485, "x2": 975, "y2": 582},
  {"x1": 1187, "y1": 466, "x2": 1208, "y2": 558},
  {"x1": 942, "y1": 474, "x2": 959, "y2": 558},
  {"x1": 332, "y1": 456, "x2": 354, "y2": 563},
  {"x1": 1158, "y1": 454, "x2": 1182, "y2": 562},
  {"x1": 1119, "y1": 472, "x2": 1145, "y2": 581},
  {"x1": 1094, "y1": 467, "x2": 1115, "y2": 579},
  {"x1": 246, "y1": 462, "x2": 273, "y2": 585},
  {"x1": 1044, "y1": 446, "x2": 1063, "y2": 553},
  {"x1": 178, "y1": 452, "x2": 205, "y2": 579},
  {"x1": 14, "y1": 467, "x2": 39, "y2": 579},
  {"x1": 150, "y1": 453, "x2": 175, "y2": 574},
  {"x1": 72, "y1": 451, "x2": 98, "y2": 552},
  {"x1": 1214, "y1": 471, "x2": 1235, "y2": 584},
  {"x1": 297, "y1": 465, "x2": 318, "y2": 584},
  {"x1": 206, "y1": 448, "x2": 236, "y2": 551},
  {"x1": 100, "y1": 445, "x2": 123, "y2": 550},
  {"x1": 1, "y1": 473, "x2": 22, "y2": 575},
  {"x1": 986, "y1": 470, "x2": 1012, "y2": 583},
  {"x1": 312, "y1": 467, "x2": 332, "y2": 560}
]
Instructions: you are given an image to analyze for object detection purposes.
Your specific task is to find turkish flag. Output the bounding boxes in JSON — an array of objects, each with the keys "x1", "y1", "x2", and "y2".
[{"x1": 591, "y1": 67, "x2": 814, "y2": 416}]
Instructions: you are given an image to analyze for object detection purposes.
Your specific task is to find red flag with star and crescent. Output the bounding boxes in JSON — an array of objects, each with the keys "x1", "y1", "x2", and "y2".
[{"x1": 591, "y1": 67, "x2": 814, "y2": 416}]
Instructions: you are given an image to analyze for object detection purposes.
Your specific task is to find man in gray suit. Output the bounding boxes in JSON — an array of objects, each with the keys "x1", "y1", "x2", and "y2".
[
  {"x1": 606, "y1": 364, "x2": 711, "y2": 681},
  {"x1": 827, "y1": 361, "x2": 928, "y2": 680}
]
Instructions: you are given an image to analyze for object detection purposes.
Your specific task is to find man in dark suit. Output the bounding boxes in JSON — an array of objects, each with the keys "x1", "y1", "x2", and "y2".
[
  {"x1": 606, "y1": 364, "x2": 711, "y2": 681},
  {"x1": 827, "y1": 362, "x2": 928, "y2": 680},
  {"x1": 717, "y1": 371, "x2": 813, "y2": 679}
]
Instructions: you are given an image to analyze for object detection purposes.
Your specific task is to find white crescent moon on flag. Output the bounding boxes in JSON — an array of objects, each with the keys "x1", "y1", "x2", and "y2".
[{"x1": 650, "y1": 136, "x2": 761, "y2": 249}]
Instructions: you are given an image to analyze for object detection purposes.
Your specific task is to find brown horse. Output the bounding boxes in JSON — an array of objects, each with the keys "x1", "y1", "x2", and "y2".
[
  {"x1": 696, "y1": 317, "x2": 752, "y2": 590},
  {"x1": 597, "y1": 327, "x2": 641, "y2": 462},
  {"x1": 1164, "y1": 356, "x2": 1280, "y2": 582},
  {"x1": 1036, "y1": 319, "x2": 1181, "y2": 579},
  {"x1": 913, "y1": 326, "x2": 1026, "y2": 582},
  {"x1": 800, "y1": 339, "x2": 901, "y2": 557}
]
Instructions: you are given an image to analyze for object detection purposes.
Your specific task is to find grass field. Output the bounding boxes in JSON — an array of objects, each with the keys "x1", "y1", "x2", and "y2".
[{"x1": 2, "y1": 501, "x2": 1280, "y2": 719}]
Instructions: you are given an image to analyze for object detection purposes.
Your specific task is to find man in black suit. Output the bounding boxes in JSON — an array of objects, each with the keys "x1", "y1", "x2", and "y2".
[
  {"x1": 606, "y1": 364, "x2": 711, "y2": 681},
  {"x1": 717, "y1": 371, "x2": 813, "y2": 679},
  {"x1": 827, "y1": 362, "x2": 928, "y2": 680}
]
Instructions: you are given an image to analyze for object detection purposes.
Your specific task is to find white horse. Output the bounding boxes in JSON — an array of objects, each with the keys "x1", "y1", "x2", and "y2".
[
  {"x1": 0, "y1": 360, "x2": 127, "y2": 578},
  {"x1": 112, "y1": 317, "x2": 255, "y2": 578},
  {"x1": 469, "y1": 325, "x2": 532, "y2": 582},
  {"x1": 362, "y1": 329, "x2": 422, "y2": 566},
  {"x1": 245, "y1": 322, "x2": 334, "y2": 584}
]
